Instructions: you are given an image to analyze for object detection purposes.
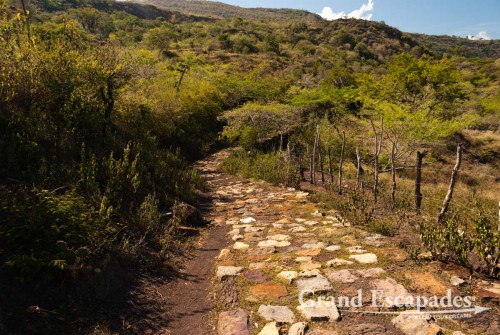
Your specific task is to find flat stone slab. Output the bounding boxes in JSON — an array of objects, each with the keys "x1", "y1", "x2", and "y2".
[
  {"x1": 217, "y1": 266, "x2": 243, "y2": 279},
  {"x1": 298, "y1": 269, "x2": 321, "y2": 278},
  {"x1": 267, "y1": 234, "x2": 291, "y2": 241},
  {"x1": 371, "y1": 278, "x2": 413, "y2": 307},
  {"x1": 325, "y1": 245, "x2": 341, "y2": 252},
  {"x1": 349, "y1": 253, "x2": 377, "y2": 264},
  {"x1": 349, "y1": 323, "x2": 386, "y2": 335},
  {"x1": 258, "y1": 240, "x2": 291, "y2": 248},
  {"x1": 304, "y1": 220, "x2": 319, "y2": 226},
  {"x1": 258, "y1": 305, "x2": 295, "y2": 323},
  {"x1": 301, "y1": 242, "x2": 326, "y2": 249},
  {"x1": 277, "y1": 271, "x2": 298, "y2": 284},
  {"x1": 326, "y1": 258, "x2": 355, "y2": 267},
  {"x1": 296, "y1": 248, "x2": 321, "y2": 256},
  {"x1": 299, "y1": 262, "x2": 322, "y2": 271},
  {"x1": 392, "y1": 311, "x2": 441, "y2": 335},
  {"x1": 240, "y1": 217, "x2": 256, "y2": 223},
  {"x1": 244, "y1": 269, "x2": 270, "y2": 283},
  {"x1": 295, "y1": 256, "x2": 312, "y2": 262},
  {"x1": 218, "y1": 309, "x2": 250, "y2": 335},
  {"x1": 289, "y1": 226, "x2": 307, "y2": 233},
  {"x1": 297, "y1": 300, "x2": 340, "y2": 321},
  {"x1": 249, "y1": 283, "x2": 288, "y2": 301},
  {"x1": 347, "y1": 245, "x2": 367, "y2": 253},
  {"x1": 232, "y1": 234, "x2": 244, "y2": 241},
  {"x1": 325, "y1": 269, "x2": 359, "y2": 283},
  {"x1": 296, "y1": 276, "x2": 333, "y2": 294},
  {"x1": 288, "y1": 322, "x2": 308, "y2": 335},
  {"x1": 257, "y1": 322, "x2": 280, "y2": 335}
]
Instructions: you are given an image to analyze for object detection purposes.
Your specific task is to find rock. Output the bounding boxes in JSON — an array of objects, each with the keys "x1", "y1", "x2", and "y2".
[
  {"x1": 273, "y1": 223, "x2": 283, "y2": 228},
  {"x1": 324, "y1": 269, "x2": 359, "y2": 283},
  {"x1": 299, "y1": 262, "x2": 322, "y2": 271},
  {"x1": 304, "y1": 220, "x2": 319, "y2": 226},
  {"x1": 233, "y1": 242, "x2": 250, "y2": 250},
  {"x1": 349, "y1": 323, "x2": 386, "y2": 335},
  {"x1": 249, "y1": 283, "x2": 288, "y2": 301},
  {"x1": 240, "y1": 217, "x2": 256, "y2": 224},
  {"x1": 326, "y1": 258, "x2": 354, "y2": 267},
  {"x1": 289, "y1": 226, "x2": 307, "y2": 233},
  {"x1": 356, "y1": 268, "x2": 386, "y2": 278},
  {"x1": 417, "y1": 251, "x2": 433, "y2": 260},
  {"x1": 391, "y1": 311, "x2": 442, "y2": 335},
  {"x1": 295, "y1": 256, "x2": 312, "y2": 262},
  {"x1": 217, "y1": 266, "x2": 243, "y2": 280},
  {"x1": 277, "y1": 271, "x2": 298, "y2": 284},
  {"x1": 349, "y1": 253, "x2": 377, "y2": 264},
  {"x1": 258, "y1": 240, "x2": 291, "y2": 248},
  {"x1": 275, "y1": 218, "x2": 291, "y2": 224},
  {"x1": 347, "y1": 246, "x2": 367, "y2": 253},
  {"x1": 325, "y1": 245, "x2": 341, "y2": 252},
  {"x1": 258, "y1": 322, "x2": 280, "y2": 335},
  {"x1": 371, "y1": 278, "x2": 413, "y2": 307},
  {"x1": 301, "y1": 242, "x2": 326, "y2": 249},
  {"x1": 296, "y1": 276, "x2": 333, "y2": 294},
  {"x1": 452, "y1": 332, "x2": 466, "y2": 335},
  {"x1": 475, "y1": 280, "x2": 500, "y2": 302},
  {"x1": 296, "y1": 248, "x2": 322, "y2": 256},
  {"x1": 258, "y1": 305, "x2": 295, "y2": 323},
  {"x1": 267, "y1": 234, "x2": 291, "y2": 241},
  {"x1": 182, "y1": 204, "x2": 205, "y2": 226},
  {"x1": 295, "y1": 191, "x2": 309, "y2": 199},
  {"x1": 244, "y1": 269, "x2": 270, "y2": 283},
  {"x1": 245, "y1": 226, "x2": 265, "y2": 232},
  {"x1": 404, "y1": 271, "x2": 449, "y2": 295},
  {"x1": 228, "y1": 228, "x2": 240, "y2": 235},
  {"x1": 311, "y1": 210, "x2": 323, "y2": 217},
  {"x1": 298, "y1": 269, "x2": 321, "y2": 278},
  {"x1": 450, "y1": 276, "x2": 465, "y2": 286},
  {"x1": 307, "y1": 331, "x2": 339, "y2": 335},
  {"x1": 218, "y1": 249, "x2": 230, "y2": 259},
  {"x1": 288, "y1": 322, "x2": 307, "y2": 335},
  {"x1": 218, "y1": 309, "x2": 250, "y2": 335},
  {"x1": 297, "y1": 300, "x2": 340, "y2": 321},
  {"x1": 232, "y1": 234, "x2": 244, "y2": 241}
]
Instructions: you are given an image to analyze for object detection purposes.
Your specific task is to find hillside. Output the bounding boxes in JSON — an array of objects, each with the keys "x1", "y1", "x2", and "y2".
[
  {"x1": 140, "y1": 0, "x2": 500, "y2": 59},
  {"x1": 139, "y1": 0, "x2": 323, "y2": 22}
]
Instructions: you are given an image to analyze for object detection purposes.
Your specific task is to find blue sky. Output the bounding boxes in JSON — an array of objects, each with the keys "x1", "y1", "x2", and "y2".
[{"x1": 215, "y1": 0, "x2": 500, "y2": 39}]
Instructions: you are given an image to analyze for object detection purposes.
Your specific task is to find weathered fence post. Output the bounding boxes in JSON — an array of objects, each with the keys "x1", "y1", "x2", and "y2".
[
  {"x1": 415, "y1": 150, "x2": 427, "y2": 212},
  {"x1": 318, "y1": 131, "x2": 325, "y2": 186},
  {"x1": 338, "y1": 130, "x2": 345, "y2": 194},
  {"x1": 356, "y1": 146, "x2": 362, "y2": 187},
  {"x1": 328, "y1": 147, "x2": 333, "y2": 184},
  {"x1": 438, "y1": 144, "x2": 463, "y2": 223},
  {"x1": 370, "y1": 118, "x2": 383, "y2": 203},
  {"x1": 390, "y1": 141, "x2": 396, "y2": 209}
]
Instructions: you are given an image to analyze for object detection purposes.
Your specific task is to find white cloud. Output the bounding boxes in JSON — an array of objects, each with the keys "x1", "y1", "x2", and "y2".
[
  {"x1": 467, "y1": 31, "x2": 492, "y2": 40},
  {"x1": 319, "y1": 0, "x2": 374, "y2": 21}
]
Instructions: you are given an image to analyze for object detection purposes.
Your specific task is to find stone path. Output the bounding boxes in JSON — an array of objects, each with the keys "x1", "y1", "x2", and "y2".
[{"x1": 196, "y1": 151, "x2": 498, "y2": 335}]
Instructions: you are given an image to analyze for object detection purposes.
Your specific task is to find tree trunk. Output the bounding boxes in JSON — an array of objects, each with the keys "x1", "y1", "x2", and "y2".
[
  {"x1": 438, "y1": 144, "x2": 463, "y2": 223},
  {"x1": 311, "y1": 127, "x2": 318, "y2": 184},
  {"x1": 415, "y1": 150, "x2": 427, "y2": 212},
  {"x1": 279, "y1": 133, "x2": 283, "y2": 152},
  {"x1": 338, "y1": 130, "x2": 345, "y2": 194}
]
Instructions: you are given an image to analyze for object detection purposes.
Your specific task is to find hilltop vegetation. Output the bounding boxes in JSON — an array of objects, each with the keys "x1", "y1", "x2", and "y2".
[{"x1": 0, "y1": 0, "x2": 498, "y2": 333}]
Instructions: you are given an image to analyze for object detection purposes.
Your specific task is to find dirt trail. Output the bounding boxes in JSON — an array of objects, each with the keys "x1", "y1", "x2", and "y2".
[{"x1": 147, "y1": 150, "x2": 498, "y2": 335}]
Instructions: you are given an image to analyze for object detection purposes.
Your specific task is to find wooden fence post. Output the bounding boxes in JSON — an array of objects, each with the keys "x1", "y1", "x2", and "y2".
[
  {"x1": 328, "y1": 147, "x2": 333, "y2": 184},
  {"x1": 370, "y1": 118, "x2": 383, "y2": 203},
  {"x1": 390, "y1": 141, "x2": 396, "y2": 209},
  {"x1": 318, "y1": 131, "x2": 325, "y2": 186},
  {"x1": 338, "y1": 130, "x2": 345, "y2": 194},
  {"x1": 414, "y1": 150, "x2": 427, "y2": 212},
  {"x1": 438, "y1": 144, "x2": 463, "y2": 223},
  {"x1": 356, "y1": 146, "x2": 362, "y2": 187}
]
